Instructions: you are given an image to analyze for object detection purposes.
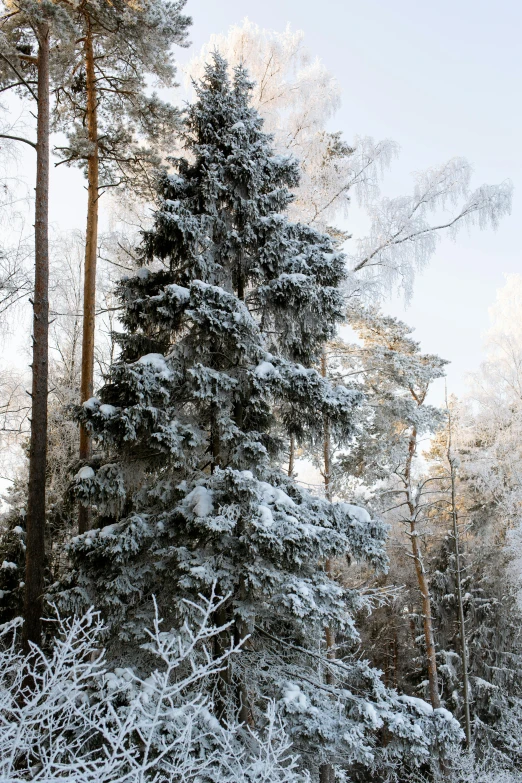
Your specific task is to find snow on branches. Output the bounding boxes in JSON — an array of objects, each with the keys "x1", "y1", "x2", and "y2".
[
  {"x1": 0, "y1": 591, "x2": 307, "y2": 783},
  {"x1": 349, "y1": 157, "x2": 513, "y2": 300},
  {"x1": 49, "y1": 55, "x2": 464, "y2": 779},
  {"x1": 187, "y1": 22, "x2": 512, "y2": 302}
]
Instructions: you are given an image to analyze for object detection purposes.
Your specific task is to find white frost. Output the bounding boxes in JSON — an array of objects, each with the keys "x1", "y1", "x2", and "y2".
[
  {"x1": 165, "y1": 283, "x2": 190, "y2": 303},
  {"x1": 283, "y1": 682, "x2": 308, "y2": 709},
  {"x1": 254, "y1": 361, "x2": 279, "y2": 379},
  {"x1": 434, "y1": 707, "x2": 457, "y2": 722},
  {"x1": 257, "y1": 505, "x2": 274, "y2": 527},
  {"x1": 341, "y1": 503, "x2": 371, "y2": 524},
  {"x1": 75, "y1": 466, "x2": 95, "y2": 481},
  {"x1": 398, "y1": 695, "x2": 433, "y2": 715},
  {"x1": 186, "y1": 486, "x2": 214, "y2": 517},
  {"x1": 99, "y1": 404, "x2": 117, "y2": 418},
  {"x1": 138, "y1": 354, "x2": 171, "y2": 378},
  {"x1": 258, "y1": 481, "x2": 296, "y2": 508}
]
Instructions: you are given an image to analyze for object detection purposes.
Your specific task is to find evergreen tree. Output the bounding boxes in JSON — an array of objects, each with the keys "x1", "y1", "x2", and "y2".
[{"x1": 54, "y1": 57, "x2": 461, "y2": 778}]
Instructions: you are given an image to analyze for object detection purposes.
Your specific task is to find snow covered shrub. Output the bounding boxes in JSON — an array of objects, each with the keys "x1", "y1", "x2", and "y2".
[
  {"x1": 427, "y1": 744, "x2": 522, "y2": 783},
  {"x1": 0, "y1": 590, "x2": 308, "y2": 782}
]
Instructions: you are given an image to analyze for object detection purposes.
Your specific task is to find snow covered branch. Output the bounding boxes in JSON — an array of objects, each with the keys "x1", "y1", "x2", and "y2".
[{"x1": 0, "y1": 594, "x2": 307, "y2": 782}]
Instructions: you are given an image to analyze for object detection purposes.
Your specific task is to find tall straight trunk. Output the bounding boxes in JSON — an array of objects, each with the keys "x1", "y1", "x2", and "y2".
[
  {"x1": 78, "y1": 15, "x2": 99, "y2": 534},
  {"x1": 448, "y1": 424, "x2": 472, "y2": 745},
  {"x1": 321, "y1": 361, "x2": 336, "y2": 670},
  {"x1": 319, "y1": 765, "x2": 335, "y2": 783},
  {"x1": 320, "y1": 351, "x2": 332, "y2": 505},
  {"x1": 320, "y1": 350, "x2": 335, "y2": 783},
  {"x1": 405, "y1": 427, "x2": 441, "y2": 709},
  {"x1": 409, "y1": 519, "x2": 440, "y2": 708},
  {"x1": 288, "y1": 434, "x2": 295, "y2": 476},
  {"x1": 23, "y1": 22, "x2": 50, "y2": 654}
]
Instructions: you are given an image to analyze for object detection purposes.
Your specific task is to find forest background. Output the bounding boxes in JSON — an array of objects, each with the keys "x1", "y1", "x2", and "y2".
[{"x1": 0, "y1": 1, "x2": 521, "y2": 782}]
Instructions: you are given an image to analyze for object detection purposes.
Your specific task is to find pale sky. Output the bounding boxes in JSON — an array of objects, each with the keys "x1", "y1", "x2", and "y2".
[{"x1": 8, "y1": 0, "x2": 521, "y2": 400}]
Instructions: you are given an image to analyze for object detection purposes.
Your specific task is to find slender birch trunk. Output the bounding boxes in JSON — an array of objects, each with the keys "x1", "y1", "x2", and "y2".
[
  {"x1": 23, "y1": 22, "x2": 50, "y2": 654},
  {"x1": 78, "y1": 14, "x2": 99, "y2": 534}
]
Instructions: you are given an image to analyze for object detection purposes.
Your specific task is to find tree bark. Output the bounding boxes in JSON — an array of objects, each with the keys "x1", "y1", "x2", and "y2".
[
  {"x1": 405, "y1": 427, "x2": 441, "y2": 709},
  {"x1": 409, "y1": 520, "x2": 440, "y2": 708},
  {"x1": 319, "y1": 764, "x2": 335, "y2": 783},
  {"x1": 78, "y1": 14, "x2": 99, "y2": 534},
  {"x1": 23, "y1": 22, "x2": 50, "y2": 654},
  {"x1": 448, "y1": 422, "x2": 472, "y2": 745},
  {"x1": 213, "y1": 599, "x2": 231, "y2": 721},
  {"x1": 320, "y1": 350, "x2": 335, "y2": 783},
  {"x1": 288, "y1": 434, "x2": 295, "y2": 476}
]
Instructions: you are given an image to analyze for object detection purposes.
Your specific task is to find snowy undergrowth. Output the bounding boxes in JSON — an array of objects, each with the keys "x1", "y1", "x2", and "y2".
[{"x1": 0, "y1": 591, "x2": 307, "y2": 783}]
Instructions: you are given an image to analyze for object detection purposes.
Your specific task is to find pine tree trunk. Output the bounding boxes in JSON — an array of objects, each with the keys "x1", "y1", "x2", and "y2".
[
  {"x1": 410, "y1": 522, "x2": 440, "y2": 708},
  {"x1": 405, "y1": 427, "x2": 441, "y2": 709},
  {"x1": 234, "y1": 576, "x2": 252, "y2": 726},
  {"x1": 232, "y1": 396, "x2": 252, "y2": 725},
  {"x1": 78, "y1": 15, "x2": 99, "y2": 534},
  {"x1": 22, "y1": 22, "x2": 50, "y2": 654},
  {"x1": 393, "y1": 629, "x2": 399, "y2": 688},
  {"x1": 213, "y1": 599, "x2": 231, "y2": 721}
]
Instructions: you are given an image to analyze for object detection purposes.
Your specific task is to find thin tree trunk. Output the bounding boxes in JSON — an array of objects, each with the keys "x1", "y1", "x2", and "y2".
[
  {"x1": 320, "y1": 350, "x2": 335, "y2": 783},
  {"x1": 409, "y1": 521, "x2": 440, "y2": 708},
  {"x1": 447, "y1": 417, "x2": 472, "y2": 745},
  {"x1": 210, "y1": 404, "x2": 220, "y2": 474},
  {"x1": 319, "y1": 764, "x2": 335, "y2": 783},
  {"x1": 321, "y1": 351, "x2": 332, "y2": 504},
  {"x1": 393, "y1": 629, "x2": 399, "y2": 688},
  {"x1": 213, "y1": 599, "x2": 231, "y2": 721},
  {"x1": 23, "y1": 22, "x2": 50, "y2": 654},
  {"x1": 405, "y1": 426, "x2": 441, "y2": 708},
  {"x1": 78, "y1": 14, "x2": 99, "y2": 534},
  {"x1": 288, "y1": 434, "x2": 295, "y2": 476}
]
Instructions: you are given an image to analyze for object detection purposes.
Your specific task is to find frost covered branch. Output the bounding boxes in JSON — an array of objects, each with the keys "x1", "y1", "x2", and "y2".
[
  {"x1": 349, "y1": 157, "x2": 513, "y2": 299},
  {"x1": 0, "y1": 593, "x2": 307, "y2": 782}
]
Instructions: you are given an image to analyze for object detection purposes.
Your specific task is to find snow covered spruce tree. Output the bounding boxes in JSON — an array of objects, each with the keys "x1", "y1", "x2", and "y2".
[{"x1": 55, "y1": 56, "x2": 461, "y2": 778}]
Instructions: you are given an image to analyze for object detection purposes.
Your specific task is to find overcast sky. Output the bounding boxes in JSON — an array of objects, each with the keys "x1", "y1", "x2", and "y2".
[{"x1": 31, "y1": 0, "x2": 522, "y2": 400}]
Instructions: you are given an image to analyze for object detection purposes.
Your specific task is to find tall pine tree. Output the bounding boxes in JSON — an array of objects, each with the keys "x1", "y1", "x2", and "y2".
[{"x1": 56, "y1": 56, "x2": 462, "y2": 779}]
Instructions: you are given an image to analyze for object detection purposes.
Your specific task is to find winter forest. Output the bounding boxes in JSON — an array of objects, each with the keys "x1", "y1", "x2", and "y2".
[{"x1": 0, "y1": 1, "x2": 520, "y2": 781}]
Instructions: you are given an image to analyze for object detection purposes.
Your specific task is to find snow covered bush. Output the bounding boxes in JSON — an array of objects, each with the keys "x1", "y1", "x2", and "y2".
[
  {"x1": 0, "y1": 590, "x2": 308, "y2": 783},
  {"x1": 427, "y1": 744, "x2": 522, "y2": 783}
]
